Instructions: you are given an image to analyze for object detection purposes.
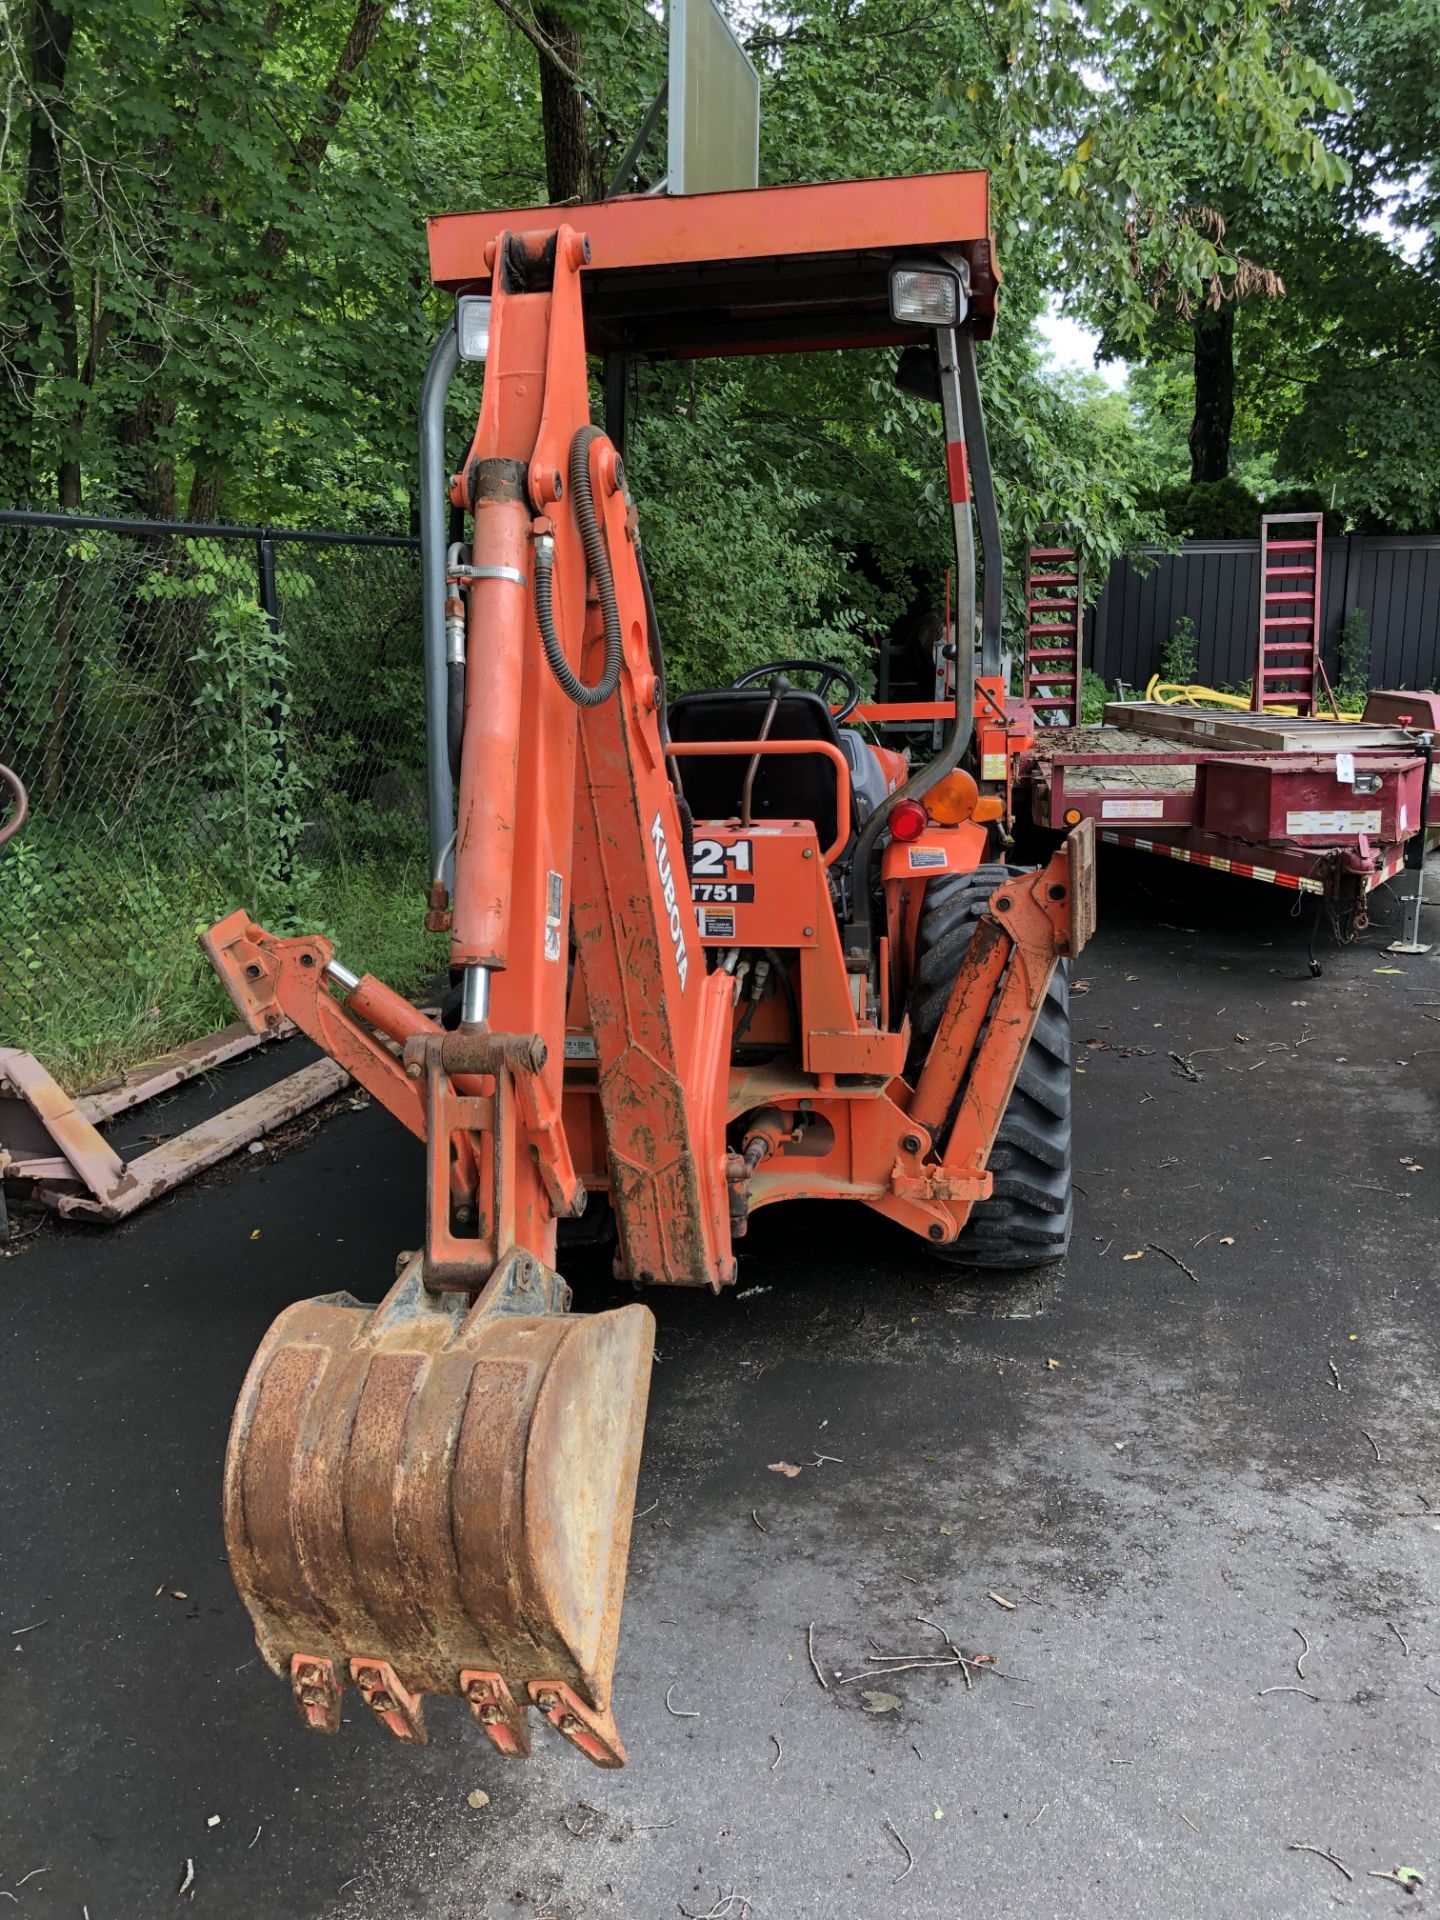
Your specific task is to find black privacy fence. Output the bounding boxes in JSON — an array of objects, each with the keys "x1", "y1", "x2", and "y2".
[
  {"x1": 1086, "y1": 535, "x2": 1440, "y2": 695},
  {"x1": 0, "y1": 509, "x2": 443, "y2": 1089}
]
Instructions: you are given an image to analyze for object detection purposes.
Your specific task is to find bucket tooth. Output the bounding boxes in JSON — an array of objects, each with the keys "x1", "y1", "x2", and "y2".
[
  {"x1": 290, "y1": 1652, "x2": 342, "y2": 1734},
  {"x1": 351, "y1": 1658, "x2": 428, "y2": 1744},
  {"x1": 462, "y1": 1670, "x2": 532, "y2": 1757},
  {"x1": 529, "y1": 1681, "x2": 627, "y2": 1768}
]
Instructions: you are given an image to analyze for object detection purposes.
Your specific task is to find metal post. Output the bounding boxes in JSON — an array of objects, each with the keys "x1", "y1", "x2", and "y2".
[
  {"x1": 256, "y1": 533, "x2": 292, "y2": 887},
  {"x1": 421, "y1": 323, "x2": 462, "y2": 883},
  {"x1": 1389, "y1": 732, "x2": 1434, "y2": 954}
]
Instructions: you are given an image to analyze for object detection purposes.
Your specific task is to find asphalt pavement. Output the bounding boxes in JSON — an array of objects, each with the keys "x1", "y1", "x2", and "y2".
[{"x1": 2, "y1": 851, "x2": 1437, "y2": 1920}]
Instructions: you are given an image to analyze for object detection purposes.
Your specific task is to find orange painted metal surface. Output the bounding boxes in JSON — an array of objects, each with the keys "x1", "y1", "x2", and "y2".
[
  {"x1": 430, "y1": 171, "x2": 993, "y2": 303},
  {"x1": 668, "y1": 739, "x2": 853, "y2": 865}
]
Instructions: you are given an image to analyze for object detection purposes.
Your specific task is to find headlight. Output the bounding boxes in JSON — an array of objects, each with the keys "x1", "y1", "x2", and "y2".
[
  {"x1": 456, "y1": 295, "x2": 491, "y2": 362},
  {"x1": 889, "y1": 265, "x2": 965, "y2": 329}
]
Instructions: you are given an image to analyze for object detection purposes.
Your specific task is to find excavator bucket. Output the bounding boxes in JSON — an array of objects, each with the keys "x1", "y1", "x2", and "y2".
[{"x1": 223, "y1": 1254, "x2": 655, "y2": 1765}]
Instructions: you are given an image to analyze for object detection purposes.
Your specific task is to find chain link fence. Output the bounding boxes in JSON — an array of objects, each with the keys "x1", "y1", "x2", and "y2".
[{"x1": 0, "y1": 510, "x2": 444, "y2": 1090}]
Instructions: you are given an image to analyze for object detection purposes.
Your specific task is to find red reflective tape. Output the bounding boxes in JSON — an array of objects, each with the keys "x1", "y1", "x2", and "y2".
[{"x1": 946, "y1": 440, "x2": 970, "y2": 504}]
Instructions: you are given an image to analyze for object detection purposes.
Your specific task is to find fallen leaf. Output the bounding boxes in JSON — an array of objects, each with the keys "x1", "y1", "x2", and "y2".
[
  {"x1": 861, "y1": 1690, "x2": 902, "y2": 1714},
  {"x1": 1122, "y1": 1250, "x2": 1145, "y2": 1261},
  {"x1": 1373, "y1": 968, "x2": 1405, "y2": 975},
  {"x1": 986, "y1": 1591, "x2": 1017, "y2": 1611},
  {"x1": 1044, "y1": 1358, "x2": 1061, "y2": 1370},
  {"x1": 1394, "y1": 1866, "x2": 1424, "y2": 1889},
  {"x1": 1220, "y1": 1236, "x2": 1235, "y2": 1245},
  {"x1": 172, "y1": 1590, "x2": 188, "y2": 1600},
  {"x1": 206, "y1": 1815, "x2": 220, "y2": 1829},
  {"x1": 1114, "y1": 1441, "x2": 1127, "y2": 1452},
  {"x1": 938, "y1": 1524, "x2": 955, "y2": 1535},
  {"x1": 246, "y1": 1141, "x2": 264, "y2": 1156},
  {"x1": 249, "y1": 1229, "x2": 261, "y2": 1241},
  {"x1": 933, "y1": 1806, "x2": 944, "y2": 1820},
  {"x1": 767, "y1": 1462, "x2": 801, "y2": 1478},
  {"x1": 466, "y1": 1789, "x2": 490, "y2": 1809}
]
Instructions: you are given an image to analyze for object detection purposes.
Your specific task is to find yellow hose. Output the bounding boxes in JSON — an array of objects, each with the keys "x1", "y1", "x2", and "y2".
[{"x1": 1142, "y1": 675, "x2": 1363, "y2": 720}]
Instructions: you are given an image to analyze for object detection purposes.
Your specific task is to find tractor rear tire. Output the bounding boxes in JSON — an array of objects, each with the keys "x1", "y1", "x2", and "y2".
[{"x1": 908, "y1": 863, "x2": 1072, "y2": 1271}]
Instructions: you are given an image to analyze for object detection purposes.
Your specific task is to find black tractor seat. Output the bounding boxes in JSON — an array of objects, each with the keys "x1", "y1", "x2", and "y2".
[{"x1": 666, "y1": 686, "x2": 888, "y2": 851}]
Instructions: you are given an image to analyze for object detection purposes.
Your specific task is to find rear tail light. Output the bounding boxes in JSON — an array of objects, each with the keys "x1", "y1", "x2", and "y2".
[{"x1": 888, "y1": 798, "x2": 929, "y2": 842}]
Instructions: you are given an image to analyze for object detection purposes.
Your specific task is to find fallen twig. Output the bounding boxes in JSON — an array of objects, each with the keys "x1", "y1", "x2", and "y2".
[
  {"x1": 1147, "y1": 1242, "x2": 1199, "y2": 1283},
  {"x1": 1179, "y1": 1811, "x2": 1201, "y2": 1835},
  {"x1": 6, "y1": 1621, "x2": 47, "y2": 1637},
  {"x1": 834, "y1": 1657, "x2": 955, "y2": 1685},
  {"x1": 1168, "y1": 1048, "x2": 1216, "y2": 1081},
  {"x1": 635, "y1": 1500, "x2": 659, "y2": 1519},
  {"x1": 248, "y1": 1826, "x2": 262, "y2": 1851},
  {"x1": 1288, "y1": 1842, "x2": 1353, "y2": 1883},
  {"x1": 807, "y1": 1621, "x2": 829, "y2": 1691},
  {"x1": 883, "y1": 1815, "x2": 914, "y2": 1883},
  {"x1": 679, "y1": 1889, "x2": 752, "y2": 1920},
  {"x1": 12, "y1": 1869, "x2": 48, "y2": 1887},
  {"x1": 1388, "y1": 1620, "x2": 1410, "y2": 1657},
  {"x1": 769, "y1": 1733, "x2": 782, "y2": 1771},
  {"x1": 664, "y1": 1682, "x2": 700, "y2": 1718},
  {"x1": 1259, "y1": 1685, "x2": 1320, "y2": 1701},
  {"x1": 1362, "y1": 1429, "x2": 1383, "y2": 1463},
  {"x1": 1028, "y1": 1802, "x2": 1048, "y2": 1827},
  {"x1": 917, "y1": 1612, "x2": 974, "y2": 1692},
  {"x1": 178, "y1": 1858, "x2": 196, "y2": 1898},
  {"x1": 1327, "y1": 1359, "x2": 1342, "y2": 1393},
  {"x1": 811, "y1": 1452, "x2": 844, "y2": 1466},
  {"x1": 751, "y1": 1510, "x2": 767, "y2": 1532},
  {"x1": 1293, "y1": 1626, "x2": 1311, "y2": 1680}
]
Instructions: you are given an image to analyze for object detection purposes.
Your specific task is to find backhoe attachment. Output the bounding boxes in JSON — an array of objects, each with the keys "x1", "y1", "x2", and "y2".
[{"x1": 206, "y1": 216, "x2": 725, "y2": 1768}]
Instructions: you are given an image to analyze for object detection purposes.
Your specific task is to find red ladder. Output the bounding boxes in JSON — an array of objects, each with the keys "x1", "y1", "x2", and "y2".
[
  {"x1": 1024, "y1": 537, "x2": 1084, "y2": 727},
  {"x1": 1253, "y1": 512, "x2": 1325, "y2": 716}
]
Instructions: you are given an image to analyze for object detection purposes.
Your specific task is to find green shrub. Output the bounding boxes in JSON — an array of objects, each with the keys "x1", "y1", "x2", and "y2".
[
  {"x1": 1160, "y1": 614, "x2": 1200, "y2": 686},
  {"x1": 1335, "y1": 607, "x2": 1372, "y2": 710}
]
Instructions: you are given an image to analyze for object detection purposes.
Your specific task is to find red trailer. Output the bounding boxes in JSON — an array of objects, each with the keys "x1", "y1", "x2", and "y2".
[{"x1": 1017, "y1": 694, "x2": 1440, "y2": 941}]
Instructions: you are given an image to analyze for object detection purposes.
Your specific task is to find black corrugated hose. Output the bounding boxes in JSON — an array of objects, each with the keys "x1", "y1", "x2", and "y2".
[{"x1": 534, "y1": 423, "x2": 624, "y2": 707}]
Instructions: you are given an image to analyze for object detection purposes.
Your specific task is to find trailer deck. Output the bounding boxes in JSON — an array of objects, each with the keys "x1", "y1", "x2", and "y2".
[{"x1": 1021, "y1": 702, "x2": 1437, "y2": 916}]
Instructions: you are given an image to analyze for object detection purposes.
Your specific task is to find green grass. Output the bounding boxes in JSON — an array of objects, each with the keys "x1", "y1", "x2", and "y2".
[{"x1": 1, "y1": 829, "x2": 445, "y2": 1092}]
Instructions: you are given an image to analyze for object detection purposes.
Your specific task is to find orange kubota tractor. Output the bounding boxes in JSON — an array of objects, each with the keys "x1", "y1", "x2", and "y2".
[{"x1": 204, "y1": 170, "x2": 1093, "y2": 1767}]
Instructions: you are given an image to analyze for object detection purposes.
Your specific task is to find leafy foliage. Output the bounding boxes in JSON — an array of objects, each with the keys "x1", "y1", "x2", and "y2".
[{"x1": 1160, "y1": 613, "x2": 1199, "y2": 685}]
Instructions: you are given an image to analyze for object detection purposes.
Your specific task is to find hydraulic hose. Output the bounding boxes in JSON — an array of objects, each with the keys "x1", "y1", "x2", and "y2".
[{"x1": 534, "y1": 423, "x2": 624, "y2": 707}]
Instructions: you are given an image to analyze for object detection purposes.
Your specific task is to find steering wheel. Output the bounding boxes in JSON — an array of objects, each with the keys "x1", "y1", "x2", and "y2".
[{"x1": 731, "y1": 659, "x2": 863, "y2": 722}]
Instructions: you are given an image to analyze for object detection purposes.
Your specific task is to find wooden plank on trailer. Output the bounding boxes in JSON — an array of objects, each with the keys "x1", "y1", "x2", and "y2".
[{"x1": 1101, "y1": 702, "x2": 1410, "y2": 752}]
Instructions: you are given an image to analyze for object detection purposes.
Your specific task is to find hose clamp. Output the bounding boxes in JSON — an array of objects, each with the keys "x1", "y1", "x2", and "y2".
[{"x1": 452, "y1": 563, "x2": 527, "y2": 587}]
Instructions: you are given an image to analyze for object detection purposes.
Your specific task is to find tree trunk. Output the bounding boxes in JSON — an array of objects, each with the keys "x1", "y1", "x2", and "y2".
[
  {"x1": 1189, "y1": 306, "x2": 1235, "y2": 485},
  {"x1": 533, "y1": 6, "x2": 595, "y2": 202},
  {"x1": 183, "y1": 0, "x2": 387, "y2": 521},
  {"x1": 116, "y1": 345, "x2": 179, "y2": 521},
  {"x1": 0, "y1": 0, "x2": 76, "y2": 506}
]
